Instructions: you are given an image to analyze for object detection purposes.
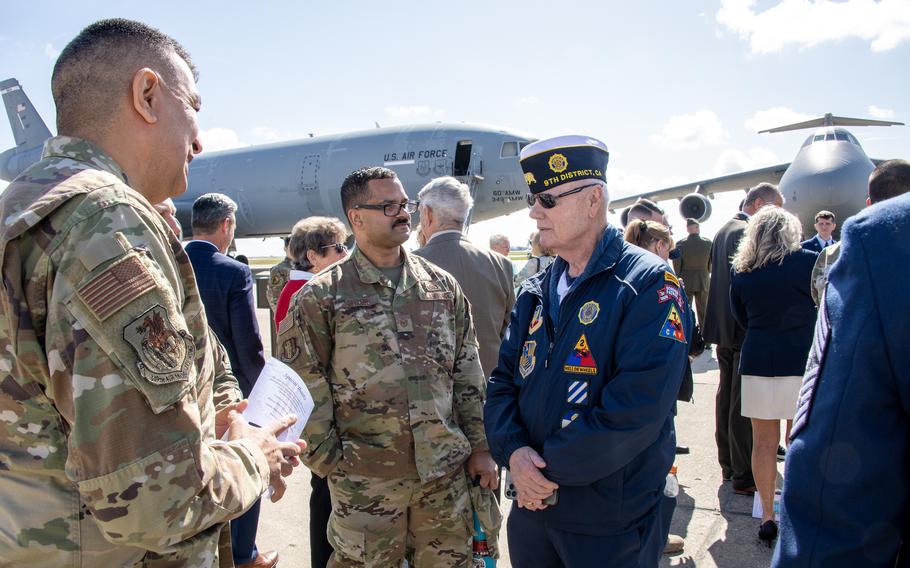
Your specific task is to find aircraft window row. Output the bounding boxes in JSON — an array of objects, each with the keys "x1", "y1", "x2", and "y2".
[{"x1": 802, "y1": 131, "x2": 860, "y2": 148}]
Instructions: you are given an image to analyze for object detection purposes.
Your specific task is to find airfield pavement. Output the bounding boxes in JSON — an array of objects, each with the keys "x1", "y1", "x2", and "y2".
[{"x1": 253, "y1": 306, "x2": 784, "y2": 568}]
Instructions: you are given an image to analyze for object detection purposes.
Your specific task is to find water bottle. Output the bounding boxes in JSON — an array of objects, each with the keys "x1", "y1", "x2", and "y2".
[
  {"x1": 472, "y1": 511, "x2": 495, "y2": 567},
  {"x1": 664, "y1": 465, "x2": 679, "y2": 498}
]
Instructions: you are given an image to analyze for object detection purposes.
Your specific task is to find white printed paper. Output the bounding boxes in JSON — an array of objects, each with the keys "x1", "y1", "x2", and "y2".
[
  {"x1": 244, "y1": 357, "x2": 314, "y2": 443},
  {"x1": 752, "y1": 489, "x2": 781, "y2": 521}
]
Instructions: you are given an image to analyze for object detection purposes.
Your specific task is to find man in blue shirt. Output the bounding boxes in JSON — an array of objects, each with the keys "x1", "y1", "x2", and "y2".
[{"x1": 485, "y1": 136, "x2": 690, "y2": 566}]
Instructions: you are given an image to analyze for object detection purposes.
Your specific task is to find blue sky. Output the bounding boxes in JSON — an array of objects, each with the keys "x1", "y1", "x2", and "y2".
[{"x1": 2, "y1": 1, "x2": 908, "y2": 252}]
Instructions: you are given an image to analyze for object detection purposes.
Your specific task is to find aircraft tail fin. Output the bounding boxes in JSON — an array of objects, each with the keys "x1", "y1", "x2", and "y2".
[
  {"x1": 1, "y1": 78, "x2": 52, "y2": 148},
  {"x1": 759, "y1": 112, "x2": 904, "y2": 133}
]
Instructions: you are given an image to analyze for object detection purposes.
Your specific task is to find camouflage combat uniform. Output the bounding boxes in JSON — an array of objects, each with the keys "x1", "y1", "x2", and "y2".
[
  {"x1": 266, "y1": 258, "x2": 292, "y2": 313},
  {"x1": 0, "y1": 137, "x2": 270, "y2": 567},
  {"x1": 278, "y1": 246, "x2": 487, "y2": 567}
]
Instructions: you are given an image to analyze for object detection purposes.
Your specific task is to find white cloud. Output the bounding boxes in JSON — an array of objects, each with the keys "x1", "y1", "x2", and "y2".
[
  {"x1": 199, "y1": 128, "x2": 247, "y2": 152},
  {"x1": 651, "y1": 110, "x2": 728, "y2": 150},
  {"x1": 517, "y1": 96, "x2": 540, "y2": 106},
  {"x1": 717, "y1": 0, "x2": 910, "y2": 54},
  {"x1": 713, "y1": 147, "x2": 781, "y2": 175},
  {"x1": 744, "y1": 107, "x2": 813, "y2": 132},
  {"x1": 250, "y1": 126, "x2": 286, "y2": 143},
  {"x1": 868, "y1": 105, "x2": 896, "y2": 119},
  {"x1": 44, "y1": 43, "x2": 60, "y2": 60},
  {"x1": 384, "y1": 106, "x2": 445, "y2": 120}
]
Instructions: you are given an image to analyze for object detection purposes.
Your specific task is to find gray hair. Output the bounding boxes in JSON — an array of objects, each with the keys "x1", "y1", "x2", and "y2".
[
  {"x1": 191, "y1": 193, "x2": 237, "y2": 234},
  {"x1": 489, "y1": 233, "x2": 510, "y2": 249},
  {"x1": 417, "y1": 176, "x2": 474, "y2": 228},
  {"x1": 732, "y1": 206, "x2": 802, "y2": 273},
  {"x1": 288, "y1": 216, "x2": 348, "y2": 270}
]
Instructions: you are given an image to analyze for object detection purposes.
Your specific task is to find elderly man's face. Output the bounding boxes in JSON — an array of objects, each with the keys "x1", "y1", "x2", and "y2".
[{"x1": 528, "y1": 179, "x2": 600, "y2": 254}]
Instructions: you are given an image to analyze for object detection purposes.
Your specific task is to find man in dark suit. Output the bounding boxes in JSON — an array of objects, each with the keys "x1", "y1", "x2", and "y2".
[
  {"x1": 185, "y1": 193, "x2": 274, "y2": 568},
  {"x1": 774, "y1": 191, "x2": 910, "y2": 568},
  {"x1": 703, "y1": 183, "x2": 783, "y2": 494},
  {"x1": 414, "y1": 176, "x2": 514, "y2": 377},
  {"x1": 673, "y1": 218, "x2": 713, "y2": 327},
  {"x1": 800, "y1": 210, "x2": 837, "y2": 253}
]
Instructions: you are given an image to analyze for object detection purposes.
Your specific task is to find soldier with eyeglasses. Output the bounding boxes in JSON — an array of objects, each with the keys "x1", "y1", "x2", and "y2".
[
  {"x1": 278, "y1": 166, "x2": 496, "y2": 567},
  {"x1": 485, "y1": 135, "x2": 691, "y2": 566}
]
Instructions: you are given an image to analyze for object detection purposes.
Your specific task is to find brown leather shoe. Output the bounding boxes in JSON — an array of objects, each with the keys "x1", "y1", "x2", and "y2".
[{"x1": 236, "y1": 550, "x2": 279, "y2": 568}]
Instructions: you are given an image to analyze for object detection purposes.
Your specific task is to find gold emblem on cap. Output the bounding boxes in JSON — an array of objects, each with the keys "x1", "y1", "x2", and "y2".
[
  {"x1": 548, "y1": 153, "x2": 568, "y2": 173},
  {"x1": 524, "y1": 172, "x2": 537, "y2": 186}
]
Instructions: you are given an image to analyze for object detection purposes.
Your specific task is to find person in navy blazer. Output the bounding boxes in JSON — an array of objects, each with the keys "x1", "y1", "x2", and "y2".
[
  {"x1": 799, "y1": 210, "x2": 837, "y2": 253},
  {"x1": 773, "y1": 168, "x2": 910, "y2": 568},
  {"x1": 185, "y1": 194, "x2": 274, "y2": 568},
  {"x1": 730, "y1": 207, "x2": 817, "y2": 545}
]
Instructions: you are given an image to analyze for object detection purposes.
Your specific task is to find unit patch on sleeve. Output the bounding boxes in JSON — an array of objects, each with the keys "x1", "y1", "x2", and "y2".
[
  {"x1": 567, "y1": 380, "x2": 589, "y2": 404},
  {"x1": 561, "y1": 410, "x2": 580, "y2": 428},
  {"x1": 528, "y1": 304, "x2": 544, "y2": 335},
  {"x1": 658, "y1": 304, "x2": 687, "y2": 343},
  {"x1": 664, "y1": 271, "x2": 680, "y2": 286},
  {"x1": 577, "y1": 301, "x2": 600, "y2": 325},
  {"x1": 519, "y1": 340, "x2": 538, "y2": 379},
  {"x1": 123, "y1": 305, "x2": 194, "y2": 384},
  {"x1": 563, "y1": 334, "x2": 597, "y2": 375},
  {"x1": 657, "y1": 284, "x2": 685, "y2": 312}
]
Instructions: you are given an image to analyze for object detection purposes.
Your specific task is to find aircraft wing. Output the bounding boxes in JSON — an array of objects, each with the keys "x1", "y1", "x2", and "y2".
[{"x1": 609, "y1": 161, "x2": 791, "y2": 210}]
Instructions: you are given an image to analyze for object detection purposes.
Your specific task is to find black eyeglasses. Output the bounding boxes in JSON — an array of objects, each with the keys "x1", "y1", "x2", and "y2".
[
  {"x1": 352, "y1": 201, "x2": 419, "y2": 216},
  {"x1": 526, "y1": 183, "x2": 600, "y2": 209},
  {"x1": 320, "y1": 243, "x2": 349, "y2": 254}
]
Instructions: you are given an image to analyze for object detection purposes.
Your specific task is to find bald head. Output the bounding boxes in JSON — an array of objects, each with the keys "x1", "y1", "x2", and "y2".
[{"x1": 52, "y1": 18, "x2": 197, "y2": 137}]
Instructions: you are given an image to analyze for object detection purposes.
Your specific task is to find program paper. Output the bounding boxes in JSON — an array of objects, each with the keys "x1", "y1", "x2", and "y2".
[{"x1": 244, "y1": 357, "x2": 314, "y2": 442}]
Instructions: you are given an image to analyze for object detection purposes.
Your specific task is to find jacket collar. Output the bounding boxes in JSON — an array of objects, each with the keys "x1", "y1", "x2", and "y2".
[{"x1": 42, "y1": 136, "x2": 128, "y2": 184}]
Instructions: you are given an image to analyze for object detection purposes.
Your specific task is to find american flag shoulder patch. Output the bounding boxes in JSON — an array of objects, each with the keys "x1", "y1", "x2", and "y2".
[{"x1": 78, "y1": 254, "x2": 157, "y2": 321}]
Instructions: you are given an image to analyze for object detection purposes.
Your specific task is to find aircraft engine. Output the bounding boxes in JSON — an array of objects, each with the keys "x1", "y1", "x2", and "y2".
[{"x1": 678, "y1": 193, "x2": 712, "y2": 222}]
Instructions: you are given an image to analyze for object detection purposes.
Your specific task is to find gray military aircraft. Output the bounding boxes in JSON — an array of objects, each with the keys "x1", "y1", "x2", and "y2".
[
  {"x1": 1, "y1": 78, "x2": 534, "y2": 237},
  {"x1": 610, "y1": 113, "x2": 903, "y2": 236}
]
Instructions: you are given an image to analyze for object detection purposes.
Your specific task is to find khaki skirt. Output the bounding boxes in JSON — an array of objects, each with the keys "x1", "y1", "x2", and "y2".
[{"x1": 741, "y1": 375, "x2": 802, "y2": 420}]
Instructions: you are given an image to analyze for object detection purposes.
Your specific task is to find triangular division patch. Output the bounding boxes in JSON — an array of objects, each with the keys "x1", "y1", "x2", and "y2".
[
  {"x1": 564, "y1": 334, "x2": 597, "y2": 375},
  {"x1": 659, "y1": 304, "x2": 686, "y2": 343}
]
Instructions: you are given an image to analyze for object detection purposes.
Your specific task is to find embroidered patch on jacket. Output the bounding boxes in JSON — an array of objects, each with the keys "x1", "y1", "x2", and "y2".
[
  {"x1": 528, "y1": 304, "x2": 543, "y2": 335},
  {"x1": 78, "y1": 255, "x2": 156, "y2": 321},
  {"x1": 566, "y1": 380, "x2": 589, "y2": 404},
  {"x1": 657, "y1": 284, "x2": 685, "y2": 312},
  {"x1": 280, "y1": 338, "x2": 301, "y2": 364},
  {"x1": 664, "y1": 271, "x2": 680, "y2": 286},
  {"x1": 658, "y1": 304, "x2": 686, "y2": 343},
  {"x1": 123, "y1": 305, "x2": 194, "y2": 384},
  {"x1": 519, "y1": 340, "x2": 537, "y2": 379},
  {"x1": 563, "y1": 334, "x2": 597, "y2": 375},
  {"x1": 561, "y1": 410, "x2": 580, "y2": 428},
  {"x1": 577, "y1": 301, "x2": 600, "y2": 325}
]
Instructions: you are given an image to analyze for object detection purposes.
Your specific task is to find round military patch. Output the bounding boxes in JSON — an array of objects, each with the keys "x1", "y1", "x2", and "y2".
[
  {"x1": 548, "y1": 153, "x2": 568, "y2": 173},
  {"x1": 577, "y1": 301, "x2": 600, "y2": 325}
]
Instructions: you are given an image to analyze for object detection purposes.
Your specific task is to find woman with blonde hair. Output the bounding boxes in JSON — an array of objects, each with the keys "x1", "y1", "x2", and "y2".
[{"x1": 730, "y1": 206, "x2": 817, "y2": 545}]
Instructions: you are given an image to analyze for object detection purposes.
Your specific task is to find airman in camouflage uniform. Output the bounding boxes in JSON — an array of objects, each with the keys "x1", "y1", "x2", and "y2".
[
  {"x1": 278, "y1": 167, "x2": 497, "y2": 567},
  {"x1": 0, "y1": 19, "x2": 304, "y2": 568},
  {"x1": 266, "y1": 253, "x2": 292, "y2": 312}
]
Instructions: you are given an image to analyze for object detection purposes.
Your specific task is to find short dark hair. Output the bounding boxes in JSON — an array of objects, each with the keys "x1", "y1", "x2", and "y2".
[
  {"x1": 743, "y1": 183, "x2": 782, "y2": 208},
  {"x1": 869, "y1": 159, "x2": 910, "y2": 204},
  {"x1": 191, "y1": 193, "x2": 237, "y2": 234},
  {"x1": 686, "y1": 218, "x2": 700, "y2": 227},
  {"x1": 288, "y1": 217, "x2": 348, "y2": 270},
  {"x1": 340, "y1": 167, "x2": 397, "y2": 214},
  {"x1": 814, "y1": 210, "x2": 835, "y2": 222},
  {"x1": 52, "y1": 19, "x2": 196, "y2": 135}
]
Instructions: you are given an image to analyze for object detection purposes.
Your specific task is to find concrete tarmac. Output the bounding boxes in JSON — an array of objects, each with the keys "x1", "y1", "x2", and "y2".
[{"x1": 254, "y1": 308, "x2": 781, "y2": 567}]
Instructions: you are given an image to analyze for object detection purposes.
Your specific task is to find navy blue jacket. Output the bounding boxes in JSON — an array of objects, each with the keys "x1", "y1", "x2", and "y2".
[
  {"x1": 186, "y1": 240, "x2": 265, "y2": 397},
  {"x1": 730, "y1": 249, "x2": 818, "y2": 377},
  {"x1": 773, "y1": 193, "x2": 910, "y2": 567},
  {"x1": 800, "y1": 235, "x2": 835, "y2": 253},
  {"x1": 484, "y1": 226, "x2": 691, "y2": 535}
]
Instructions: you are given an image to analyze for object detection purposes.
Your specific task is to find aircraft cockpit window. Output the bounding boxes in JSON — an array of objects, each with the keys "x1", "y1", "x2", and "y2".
[
  {"x1": 847, "y1": 132, "x2": 860, "y2": 145},
  {"x1": 801, "y1": 135, "x2": 814, "y2": 148},
  {"x1": 814, "y1": 134, "x2": 825, "y2": 142},
  {"x1": 501, "y1": 141, "x2": 519, "y2": 158},
  {"x1": 825, "y1": 132, "x2": 836, "y2": 141},
  {"x1": 835, "y1": 132, "x2": 849, "y2": 141}
]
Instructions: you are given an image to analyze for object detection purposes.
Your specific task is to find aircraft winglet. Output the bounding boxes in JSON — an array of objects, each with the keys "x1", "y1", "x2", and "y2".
[
  {"x1": 759, "y1": 112, "x2": 904, "y2": 133},
  {"x1": 1, "y1": 78, "x2": 52, "y2": 148}
]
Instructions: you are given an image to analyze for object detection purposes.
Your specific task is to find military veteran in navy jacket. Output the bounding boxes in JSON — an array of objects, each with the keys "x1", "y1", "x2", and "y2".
[
  {"x1": 485, "y1": 136, "x2": 691, "y2": 567},
  {"x1": 773, "y1": 192, "x2": 910, "y2": 567}
]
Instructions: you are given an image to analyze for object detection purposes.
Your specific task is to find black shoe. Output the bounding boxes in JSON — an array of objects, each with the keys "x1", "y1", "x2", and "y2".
[
  {"x1": 758, "y1": 520, "x2": 778, "y2": 547},
  {"x1": 777, "y1": 446, "x2": 787, "y2": 460},
  {"x1": 675, "y1": 445, "x2": 690, "y2": 455}
]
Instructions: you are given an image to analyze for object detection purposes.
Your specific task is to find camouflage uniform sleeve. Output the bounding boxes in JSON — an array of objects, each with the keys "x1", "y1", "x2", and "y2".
[
  {"x1": 210, "y1": 329, "x2": 243, "y2": 411},
  {"x1": 47, "y1": 200, "x2": 268, "y2": 553},
  {"x1": 450, "y1": 281, "x2": 489, "y2": 453},
  {"x1": 277, "y1": 282, "x2": 342, "y2": 477}
]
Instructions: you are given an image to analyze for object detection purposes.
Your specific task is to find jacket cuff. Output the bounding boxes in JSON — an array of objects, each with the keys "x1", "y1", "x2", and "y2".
[{"x1": 234, "y1": 438, "x2": 270, "y2": 491}]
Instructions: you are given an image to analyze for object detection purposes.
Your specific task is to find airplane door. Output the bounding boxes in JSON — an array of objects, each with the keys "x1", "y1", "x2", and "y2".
[
  {"x1": 453, "y1": 140, "x2": 472, "y2": 176},
  {"x1": 300, "y1": 154, "x2": 326, "y2": 215}
]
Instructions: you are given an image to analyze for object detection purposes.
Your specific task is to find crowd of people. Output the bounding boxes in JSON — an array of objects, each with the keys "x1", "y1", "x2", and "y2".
[{"x1": 1, "y1": 16, "x2": 909, "y2": 568}]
